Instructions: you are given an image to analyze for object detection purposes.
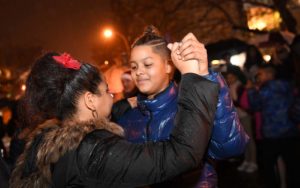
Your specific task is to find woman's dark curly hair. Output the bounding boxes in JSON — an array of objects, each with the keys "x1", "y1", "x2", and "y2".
[{"x1": 18, "y1": 52, "x2": 103, "y2": 129}]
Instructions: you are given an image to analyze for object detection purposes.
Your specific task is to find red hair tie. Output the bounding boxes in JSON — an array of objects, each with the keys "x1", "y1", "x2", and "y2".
[{"x1": 53, "y1": 53, "x2": 81, "y2": 70}]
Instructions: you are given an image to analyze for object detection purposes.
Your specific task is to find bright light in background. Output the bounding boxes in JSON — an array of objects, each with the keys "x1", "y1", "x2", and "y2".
[
  {"x1": 247, "y1": 6, "x2": 282, "y2": 31},
  {"x1": 21, "y1": 84, "x2": 26, "y2": 91},
  {"x1": 211, "y1": 60, "x2": 221, "y2": 65},
  {"x1": 263, "y1": 54, "x2": 271, "y2": 62},
  {"x1": 211, "y1": 59, "x2": 226, "y2": 66},
  {"x1": 230, "y1": 52, "x2": 246, "y2": 68},
  {"x1": 254, "y1": 20, "x2": 267, "y2": 31},
  {"x1": 104, "y1": 60, "x2": 109, "y2": 65},
  {"x1": 101, "y1": 27, "x2": 130, "y2": 54},
  {"x1": 103, "y1": 29, "x2": 113, "y2": 38},
  {"x1": 1, "y1": 69, "x2": 12, "y2": 79}
]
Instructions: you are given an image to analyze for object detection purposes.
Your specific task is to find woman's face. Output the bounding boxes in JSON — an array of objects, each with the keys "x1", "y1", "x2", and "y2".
[
  {"x1": 130, "y1": 45, "x2": 171, "y2": 98},
  {"x1": 94, "y1": 82, "x2": 113, "y2": 118}
]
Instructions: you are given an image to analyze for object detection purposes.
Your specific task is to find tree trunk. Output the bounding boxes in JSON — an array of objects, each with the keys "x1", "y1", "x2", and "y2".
[{"x1": 273, "y1": 0, "x2": 297, "y2": 34}]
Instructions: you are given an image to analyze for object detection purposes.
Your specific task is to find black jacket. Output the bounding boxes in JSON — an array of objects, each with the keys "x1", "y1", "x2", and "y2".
[{"x1": 11, "y1": 74, "x2": 219, "y2": 188}]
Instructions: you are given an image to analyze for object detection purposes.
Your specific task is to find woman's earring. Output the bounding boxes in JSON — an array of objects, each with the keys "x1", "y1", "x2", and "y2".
[{"x1": 92, "y1": 109, "x2": 99, "y2": 120}]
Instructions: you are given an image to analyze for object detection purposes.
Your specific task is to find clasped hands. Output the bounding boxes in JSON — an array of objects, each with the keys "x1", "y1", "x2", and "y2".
[{"x1": 167, "y1": 33, "x2": 209, "y2": 76}]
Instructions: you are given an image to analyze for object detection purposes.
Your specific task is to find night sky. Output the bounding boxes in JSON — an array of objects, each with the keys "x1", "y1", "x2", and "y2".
[{"x1": 0, "y1": 0, "x2": 113, "y2": 63}]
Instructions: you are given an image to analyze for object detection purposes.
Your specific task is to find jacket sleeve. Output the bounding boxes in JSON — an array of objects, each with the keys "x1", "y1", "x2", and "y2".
[
  {"x1": 204, "y1": 71, "x2": 249, "y2": 160},
  {"x1": 76, "y1": 73, "x2": 219, "y2": 187}
]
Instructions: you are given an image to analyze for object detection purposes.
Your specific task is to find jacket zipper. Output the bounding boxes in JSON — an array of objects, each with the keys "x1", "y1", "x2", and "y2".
[{"x1": 146, "y1": 111, "x2": 153, "y2": 142}]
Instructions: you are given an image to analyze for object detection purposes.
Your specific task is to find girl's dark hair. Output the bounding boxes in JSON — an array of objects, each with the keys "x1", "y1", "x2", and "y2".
[
  {"x1": 19, "y1": 52, "x2": 103, "y2": 129},
  {"x1": 131, "y1": 25, "x2": 170, "y2": 59}
]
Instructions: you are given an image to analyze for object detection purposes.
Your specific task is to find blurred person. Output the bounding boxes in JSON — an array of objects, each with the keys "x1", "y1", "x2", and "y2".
[
  {"x1": 121, "y1": 70, "x2": 138, "y2": 99},
  {"x1": 219, "y1": 53, "x2": 247, "y2": 85},
  {"x1": 0, "y1": 112, "x2": 5, "y2": 154},
  {"x1": 289, "y1": 35, "x2": 300, "y2": 130},
  {"x1": 114, "y1": 26, "x2": 248, "y2": 188},
  {"x1": 0, "y1": 107, "x2": 12, "y2": 159},
  {"x1": 243, "y1": 45, "x2": 265, "y2": 83},
  {"x1": 268, "y1": 32, "x2": 294, "y2": 81},
  {"x1": 247, "y1": 64, "x2": 300, "y2": 188},
  {"x1": 0, "y1": 99, "x2": 20, "y2": 156},
  {"x1": 9, "y1": 47, "x2": 219, "y2": 187},
  {"x1": 225, "y1": 71, "x2": 257, "y2": 173},
  {"x1": 242, "y1": 45, "x2": 266, "y2": 171},
  {"x1": 0, "y1": 111, "x2": 10, "y2": 188},
  {"x1": 111, "y1": 70, "x2": 138, "y2": 122},
  {"x1": 0, "y1": 98, "x2": 29, "y2": 169},
  {"x1": 104, "y1": 57, "x2": 126, "y2": 102},
  {"x1": 0, "y1": 100, "x2": 20, "y2": 161}
]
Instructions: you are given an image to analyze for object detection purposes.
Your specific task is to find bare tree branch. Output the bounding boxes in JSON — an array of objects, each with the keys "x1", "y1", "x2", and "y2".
[
  {"x1": 207, "y1": 0, "x2": 237, "y2": 27},
  {"x1": 241, "y1": 0, "x2": 274, "y2": 8}
]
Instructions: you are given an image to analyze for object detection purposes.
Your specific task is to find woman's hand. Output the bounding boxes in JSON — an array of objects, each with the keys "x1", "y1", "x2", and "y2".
[{"x1": 168, "y1": 33, "x2": 208, "y2": 76}]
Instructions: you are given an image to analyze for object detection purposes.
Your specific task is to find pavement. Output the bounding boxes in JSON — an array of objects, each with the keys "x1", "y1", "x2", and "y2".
[{"x1": 217, "y1": 158, "x2": 266, "y2": 188}]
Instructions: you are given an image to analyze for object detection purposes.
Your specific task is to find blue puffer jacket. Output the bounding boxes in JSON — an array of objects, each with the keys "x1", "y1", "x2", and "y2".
[
  {"x1": 248, "y1": 80, "x2": 298, "y2": 138},
  {"x1": 117, "y1": 70, "x2": 248, "y2": 187},
  {"x1": 118, "y1": 81, "x2": 177, "y2": 143},
  {"x1": 204, "y1": 71, "x2": 249, "y2": 160}
]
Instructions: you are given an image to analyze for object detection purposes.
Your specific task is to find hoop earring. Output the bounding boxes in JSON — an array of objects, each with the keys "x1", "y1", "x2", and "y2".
[{"x1": 92, "y1": 109, "x2": 99, "y2": 120}]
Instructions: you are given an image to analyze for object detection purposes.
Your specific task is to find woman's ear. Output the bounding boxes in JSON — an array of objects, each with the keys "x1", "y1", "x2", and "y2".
[{"x1": 84, "y1": 91, "x2": 95, "y2": 110}]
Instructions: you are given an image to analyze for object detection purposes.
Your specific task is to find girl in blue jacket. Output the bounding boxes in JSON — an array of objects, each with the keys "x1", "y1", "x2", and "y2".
[{"x1": 115, "y1": 26, "x2": 248, "y2": 188}]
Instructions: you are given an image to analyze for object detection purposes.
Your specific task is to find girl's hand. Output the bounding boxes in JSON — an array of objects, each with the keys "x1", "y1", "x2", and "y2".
[{"x1": 168, "y1": 33, "x2": 208, "y2": 76}]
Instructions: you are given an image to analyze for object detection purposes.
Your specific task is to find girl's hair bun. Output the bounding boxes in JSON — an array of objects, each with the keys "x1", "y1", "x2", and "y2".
[
  {"x1": 143, "y1": 25, "x2": 160, "y2": 36},
  {"x1": 131, "y1": 25, "x2": 165, "y2": 48}
]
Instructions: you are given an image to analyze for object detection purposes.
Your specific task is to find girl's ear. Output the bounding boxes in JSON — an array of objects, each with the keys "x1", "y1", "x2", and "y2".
[
  {"x1": 165, "y1": 60, "x2": 173, "y2": 74},
  {"x1": 83, "y1": 91, "x2": 95, "y2": 110}
]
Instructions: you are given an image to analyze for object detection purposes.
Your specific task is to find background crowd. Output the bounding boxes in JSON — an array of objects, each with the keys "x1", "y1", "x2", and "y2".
[{"x1": 1, "y1": 30, "x2": 300, "y2": 188}]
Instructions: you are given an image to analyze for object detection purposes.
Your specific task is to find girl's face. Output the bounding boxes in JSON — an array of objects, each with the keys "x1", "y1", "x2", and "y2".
[
  {"x1": 130, "y1": 45, "x2": 171, "y2": 98},
  {"x1": 94, "y1": 81, "x2": 113, "y2": 118}
]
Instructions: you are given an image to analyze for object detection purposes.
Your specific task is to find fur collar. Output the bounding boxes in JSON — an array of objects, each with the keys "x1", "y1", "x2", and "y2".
[{"x1": 10, "y1": 118, "x2": 124, "y2": 188}]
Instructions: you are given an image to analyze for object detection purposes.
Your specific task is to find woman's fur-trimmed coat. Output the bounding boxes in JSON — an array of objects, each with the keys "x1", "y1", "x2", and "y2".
[
  {"x1": 9, "y1": 74, "x2": 220, "y2": 188},
  {"x1": 9, "y1": 119, "x2": 123, "y2": 188}
]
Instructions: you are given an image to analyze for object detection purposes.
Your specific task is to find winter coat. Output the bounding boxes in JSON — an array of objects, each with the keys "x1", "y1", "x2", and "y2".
[
  {"x1": 247, "y1": 79, "x2": 299, "y2": 138},
  {"x1": 117, "y1": 81, "x2": 178, "y2": 143},
  {"x1": 204, "y1": 71, "x2": 249, "y2": 159},
  {"x1": 9, "y1": 73, "x2": 219, "y2": 188},
  {"x1": 116, "y1": 70, "x2": 248, "y2": 187}
]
